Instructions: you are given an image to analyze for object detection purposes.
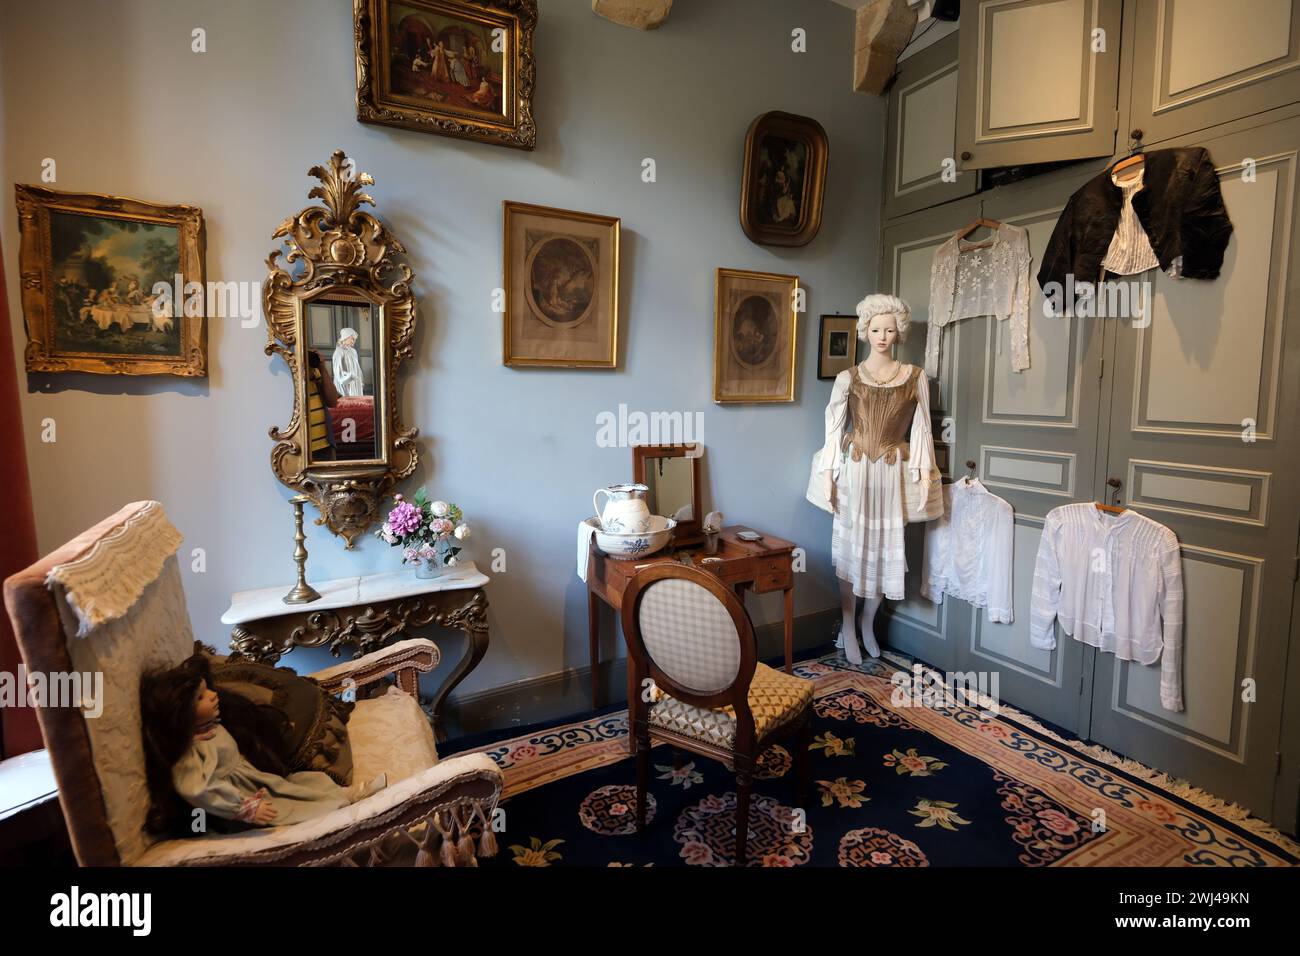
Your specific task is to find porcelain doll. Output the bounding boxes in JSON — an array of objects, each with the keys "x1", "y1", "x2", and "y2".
[
  {"x1": 811, "y1": 294, "x2": 938, "y2": 663},
  {"x1": 140, "y1": 652, "x2": 386, "y2": 836}
]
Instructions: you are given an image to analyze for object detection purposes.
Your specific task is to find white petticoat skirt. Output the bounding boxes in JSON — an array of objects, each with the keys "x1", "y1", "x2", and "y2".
[{"x1": 830, "y1": 446, "x2": 908, "y2": 600}]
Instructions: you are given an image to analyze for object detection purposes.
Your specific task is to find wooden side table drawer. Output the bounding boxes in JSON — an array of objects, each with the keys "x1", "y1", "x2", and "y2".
[{"x1": 753, "y1": 567, "x2": 792, "y2": 592}]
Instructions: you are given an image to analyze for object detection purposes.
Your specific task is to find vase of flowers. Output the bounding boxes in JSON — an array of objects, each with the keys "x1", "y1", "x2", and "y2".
[{"x1": 376, "y1": 488, "x2": 471, "y2": 578}]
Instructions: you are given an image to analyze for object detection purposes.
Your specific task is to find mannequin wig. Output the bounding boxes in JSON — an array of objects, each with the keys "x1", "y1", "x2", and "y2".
[{"x1": 855, "y1": 293, "x2": 911, "y2": 343}]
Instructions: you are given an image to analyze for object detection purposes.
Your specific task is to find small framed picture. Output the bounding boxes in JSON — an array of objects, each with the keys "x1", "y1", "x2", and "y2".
[
  {"x1": 502, "y1": 201, "x2": 620, "y2": 367},
  {"x1": 818, "y1": 314, "x2": 858, "y2": 379},
  {"x1": 713, "y1": 267, "x2": 799, "y2": 403},
  {"x1": 15, "y1": 184, "x2": 206, "y2": 377}
]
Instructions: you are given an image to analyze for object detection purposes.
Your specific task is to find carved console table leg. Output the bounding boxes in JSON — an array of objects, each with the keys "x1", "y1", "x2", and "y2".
[
  {"x1": 229, "y1": 587, "x2": 491, "y2": 743},
  {"x1": 423, "y1": 589, "x2": 490, "y2": 743}
]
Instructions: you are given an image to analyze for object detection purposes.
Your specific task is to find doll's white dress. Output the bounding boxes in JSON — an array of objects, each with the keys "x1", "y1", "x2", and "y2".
[
  {"x1": 172, "y1": 724, "x2": 353, "y2": 827},
  {"x1": 814, "y1": 362, "x2": 937, "y2": 600}
]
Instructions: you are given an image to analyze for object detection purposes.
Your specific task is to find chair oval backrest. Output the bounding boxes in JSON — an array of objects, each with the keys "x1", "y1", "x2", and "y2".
[{"x1": 636, "y1": 576, "x2": 742, "y2": 695}]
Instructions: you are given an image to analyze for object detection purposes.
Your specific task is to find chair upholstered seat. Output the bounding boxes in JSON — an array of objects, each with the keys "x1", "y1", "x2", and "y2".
[{"x1": 649, "y1": 662, "x2": 813, "y2": 750}]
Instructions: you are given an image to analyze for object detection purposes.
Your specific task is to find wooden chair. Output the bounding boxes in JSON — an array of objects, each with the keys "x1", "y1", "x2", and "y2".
[{"x1": 622, "y1": 563, "x2": 814, "y2": 865}]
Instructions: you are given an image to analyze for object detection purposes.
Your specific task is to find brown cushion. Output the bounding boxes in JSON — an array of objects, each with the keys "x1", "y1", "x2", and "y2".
[{"x1": 204, "y1": 651, "x2": 355, "y2": 786}]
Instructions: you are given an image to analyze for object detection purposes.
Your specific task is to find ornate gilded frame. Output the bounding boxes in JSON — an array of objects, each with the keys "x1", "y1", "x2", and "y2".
[
  {"x1": 739, "y1": 111, "x2": 829, "y2": 247},
  {"x1": 354, "y1": 0, "x2": 538, "y2": 150},
  {"x1": 15, "y1": 184, "x2": 206, "y2": 376},
  {"x1": 265, "y1": 150, "x2": 419, "y2": 548}
]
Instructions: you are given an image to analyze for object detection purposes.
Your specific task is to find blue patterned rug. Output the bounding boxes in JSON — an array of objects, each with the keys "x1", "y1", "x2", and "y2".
[{"x1": 452, "y1": 653, "x2": 1299, "y2": 867}]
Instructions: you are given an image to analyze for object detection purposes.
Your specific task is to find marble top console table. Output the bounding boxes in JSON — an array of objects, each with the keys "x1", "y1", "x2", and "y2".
[{"x1": 220, "y1": 564, "x2": 490, "y2": 741}]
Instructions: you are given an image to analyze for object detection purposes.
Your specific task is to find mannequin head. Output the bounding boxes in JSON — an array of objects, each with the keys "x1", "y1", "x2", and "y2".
[{"x1": 855, "y1": 293, "x2": 911, "y2": 357}]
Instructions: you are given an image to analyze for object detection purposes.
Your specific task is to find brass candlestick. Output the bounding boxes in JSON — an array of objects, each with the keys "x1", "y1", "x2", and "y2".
[{"x1": 283, "y1": 495, "x2": 322, "y2": 604}]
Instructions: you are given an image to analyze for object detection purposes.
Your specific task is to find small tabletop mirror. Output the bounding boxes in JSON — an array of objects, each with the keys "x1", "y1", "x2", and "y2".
[{"x1": 633, "y1": 444, "x2": 703, "y2": 546}]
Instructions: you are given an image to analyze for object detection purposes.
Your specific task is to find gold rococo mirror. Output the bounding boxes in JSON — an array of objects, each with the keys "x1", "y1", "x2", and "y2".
[{"x1": 265, "y1": 150, "x2": 419, "y2": 547}]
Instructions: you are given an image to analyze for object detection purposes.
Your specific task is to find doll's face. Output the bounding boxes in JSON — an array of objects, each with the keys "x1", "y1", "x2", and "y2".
[
  {"x1": 866, "y1": 312, "x2": 900, "y2": 354},
  {"x1": 193, "y1": 679, "x2": 220, "y2": 725}
]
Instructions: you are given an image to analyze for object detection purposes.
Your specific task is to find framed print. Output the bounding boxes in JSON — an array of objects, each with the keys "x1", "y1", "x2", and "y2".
[
  {"x1": 15, "y1": 184, "x2": 206, "y2": 377},
  {"x1": 713, "y1": 268, "x2": 798, "y2": 403},
  {"x1": 739, "y1": 111, "x2": 829, "y2": 247},
  {"x1": 502, "y1": 201, "x2": 620, "y2": 368},
  {"x1": 355, "y1": 0, "x2": 537, "y2": 150},
  {"x1": 818, "y1": 314, "x2": 858, "y2": 379}
]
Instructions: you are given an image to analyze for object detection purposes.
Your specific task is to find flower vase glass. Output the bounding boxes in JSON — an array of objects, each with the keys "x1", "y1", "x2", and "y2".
[{"x1": 413, "y1": 555, "x2": 443, "y2": 579}]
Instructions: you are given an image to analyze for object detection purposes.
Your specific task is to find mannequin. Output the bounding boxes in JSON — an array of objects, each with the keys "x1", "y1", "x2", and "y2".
[
  {"x1": 332, "y1": 327, "x2": 364, "y2": 397},
  {"x1": 813, "y1": 294, "x2": 937, "y2": 663}
]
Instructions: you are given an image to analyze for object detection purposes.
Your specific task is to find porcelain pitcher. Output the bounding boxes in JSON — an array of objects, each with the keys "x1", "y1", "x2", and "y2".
[{"x1": 593, "y1": 483, "x2": 652, "y2": 533}]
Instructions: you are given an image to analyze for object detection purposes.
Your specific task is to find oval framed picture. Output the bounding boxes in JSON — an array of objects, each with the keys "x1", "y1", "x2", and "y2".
[
  {"x1": 739, "y1": 111, "x2": 829, "y2": 247},
  {"x1": 713, "y1": 267, "x2": 799, "y2": 403}
]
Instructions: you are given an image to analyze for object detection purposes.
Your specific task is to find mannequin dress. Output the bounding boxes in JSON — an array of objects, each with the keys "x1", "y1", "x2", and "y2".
[{"x1": 815, "y1": 362, "x2": 937, "y2": 600}]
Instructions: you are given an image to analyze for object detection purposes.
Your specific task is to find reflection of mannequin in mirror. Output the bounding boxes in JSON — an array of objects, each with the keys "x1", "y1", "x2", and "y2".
[
  {"x1": 813, "y1": 294, "x2": 936, "y2": 663},
  {"x1": 332, "y1": 327, "x2": 364, "y2": 397}
]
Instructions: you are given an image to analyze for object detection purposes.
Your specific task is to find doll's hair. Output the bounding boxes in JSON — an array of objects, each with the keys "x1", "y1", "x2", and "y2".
[
  {"x1": 140, "y1": 646, "x2": 292, "y2": 836},
  {"x1": 855, "y1": 293, "x2": 911, "y2": 343}
]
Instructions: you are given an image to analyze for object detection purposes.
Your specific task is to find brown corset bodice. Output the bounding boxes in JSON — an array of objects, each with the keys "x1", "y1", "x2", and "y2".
[{"x1": 841, "y1": 365, "x2": 921, "y2": 464}]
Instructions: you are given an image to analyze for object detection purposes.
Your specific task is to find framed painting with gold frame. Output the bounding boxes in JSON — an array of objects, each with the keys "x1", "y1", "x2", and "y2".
[
  {"x1": 15, "y1": 184, "x2": 206, "y2": 377},
  {"x1": 739, "y1": 111, "x2": 829, "y2": 247},
  {"x1": 713, "y1": 268, "x2": 798, "y2": 404},
  {"x1": 355, "y1": 0, "x2": 537, "y2": 150},
  {"x1": 502, "y1": 201, "x2": 620, "y2": 368}
]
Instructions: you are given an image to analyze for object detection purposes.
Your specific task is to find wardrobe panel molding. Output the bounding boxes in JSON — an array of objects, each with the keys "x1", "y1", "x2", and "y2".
[
  {"x1": 955, "y1": 0, "x2": 1122, "y2": 170},
  {"x1": 1125, "y1": 0, "x2": 1300, "y2": 145}
]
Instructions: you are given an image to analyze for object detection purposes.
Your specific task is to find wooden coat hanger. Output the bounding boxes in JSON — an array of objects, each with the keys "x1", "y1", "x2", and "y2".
[
  {"x1": 1111, "y1": 135, "x2": 1146, "y2": 179},
  {"x1": 1095, "y1": 477, "x2": 1127, "y2": 514},
  {"x1": 957, "y1": 216, "x2": 1002, "y2": 241}
]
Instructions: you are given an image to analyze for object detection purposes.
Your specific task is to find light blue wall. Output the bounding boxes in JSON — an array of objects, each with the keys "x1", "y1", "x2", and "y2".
[{"x1": 2, "y1": 0, "x2": 884, "y2": 699}]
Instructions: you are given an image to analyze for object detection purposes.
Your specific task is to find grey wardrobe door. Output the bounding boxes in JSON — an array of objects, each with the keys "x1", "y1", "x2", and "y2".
[
  {"x1": 878, "y1": 197, "x2": 983, "y2": 672},
  {"x1": 1088, "y1": 115, "x2": 1300, "y2": 821},
  {"x1": 939, "y1": 164, "x2": 1114, "y2": 734},
  {"x1": 1124, "y1": 0, "x2": 1300, "y2": 147},
  {"x1": 883, "y1": 33, "x2": 978, "y2": 220},
  {"x1": 955, "y1": 0, "x2": 1123, "y2": 170}
]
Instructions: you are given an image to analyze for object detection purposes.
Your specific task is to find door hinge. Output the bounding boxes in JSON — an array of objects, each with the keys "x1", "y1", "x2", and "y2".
[
  {"x1": 1277, "y1": 751, "x2": 1284, "y2": 777},
  {"x1": 1078, "y1": 674, "x2": 1085, "y2": 695},
  {"x1": 1098, "y1": 355, "x2": 1105, "y2": 380}
]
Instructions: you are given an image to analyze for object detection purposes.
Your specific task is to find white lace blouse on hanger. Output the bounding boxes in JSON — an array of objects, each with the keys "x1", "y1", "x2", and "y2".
[{"x1": 925, "y1": 222, "x2": 1032, "y2": 378}]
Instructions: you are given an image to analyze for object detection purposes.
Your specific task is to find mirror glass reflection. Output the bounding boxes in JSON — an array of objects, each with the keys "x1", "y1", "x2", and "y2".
[
  {"x1": 644, "y1": 455, "x2": 695, "y2": 521},
  {"x1": 304, "y1": 296, "x2": 380, "y2": 464}
]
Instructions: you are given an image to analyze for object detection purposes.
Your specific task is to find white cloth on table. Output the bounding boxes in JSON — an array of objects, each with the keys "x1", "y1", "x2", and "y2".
[
  {"x1": 815, "y1": 363, "x2": 937, "y2": 600},
  {"x1": 925, "y1": 222, "x2": 1032, "y2": 378},
  {"x1": 1028, "y1": 503, "x2": 1184, "y2": 711},
  {"x1": 576, "y1": 520, "x2": 600, "y2": 582},
  {"x1": 920, "y1": 477, "x2": 1014, "y2": 623}
]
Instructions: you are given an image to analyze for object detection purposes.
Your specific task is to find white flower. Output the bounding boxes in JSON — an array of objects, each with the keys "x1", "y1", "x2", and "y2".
[
  {"x1": 446, "y1": 555, "x2": 458, "y2": 566},
  {"x1": 431, "y1": 500, "x2": 450, "y2": 517},
  {"x1": 454, "y1": 523, "x2": 470, "y2": 540}
]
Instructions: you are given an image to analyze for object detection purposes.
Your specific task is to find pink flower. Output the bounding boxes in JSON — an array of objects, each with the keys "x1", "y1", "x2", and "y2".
[
  {"x1": 431, "y1": 517, "x2": 454, "y2": 535},
  {"x1": 388, "y1": 501, "x2": 422, "y2": 537}
]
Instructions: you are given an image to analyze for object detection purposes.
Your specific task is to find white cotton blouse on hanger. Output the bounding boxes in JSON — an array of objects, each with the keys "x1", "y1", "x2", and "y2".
[
  {"x1": 920, "y1": 477, "x2": 1014, "y2": 623},
  {"x1": 1028, "y1": 503, "x2": 1184, "y2": 712},
  {"x1": 926, "y1": 222, "x2": 1032, "y2": 378},
  {"x1": 1101, "y1": 164, "x2": 1161, "y2": 276}
]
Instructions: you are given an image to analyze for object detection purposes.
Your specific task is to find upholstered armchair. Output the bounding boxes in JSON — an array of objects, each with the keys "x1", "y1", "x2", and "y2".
[
  {"x1": 622, "y1": 564, "x2": 814, "y2": 865},
  {"x1": 3, "y1": 501, "x2": 502, "y2": 866}
]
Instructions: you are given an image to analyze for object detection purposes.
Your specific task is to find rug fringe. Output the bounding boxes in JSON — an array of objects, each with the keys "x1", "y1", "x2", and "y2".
[{"x1": 872, "y1": 649, "x2": 1300, "y2": 857}]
